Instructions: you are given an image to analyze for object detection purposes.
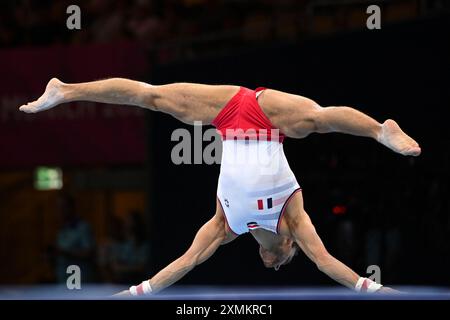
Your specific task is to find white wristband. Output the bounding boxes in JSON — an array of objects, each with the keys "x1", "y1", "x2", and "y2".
[
  {"x1": 129, "y1": 280, "x2": 153, "y2": 296},
  {"x1": 129, "y1": 285, "x2": 138, "y2": 296},
  {"x1": 355, "y1": 277, "x2": 383, "y2": 293}
]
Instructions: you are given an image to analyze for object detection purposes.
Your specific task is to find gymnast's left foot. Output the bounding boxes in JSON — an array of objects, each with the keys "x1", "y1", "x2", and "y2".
[
  {"x1": 377, "y1": 119, "x2": 421, "y2": 156},
  {"x1": 19, "y1": 78, "x2": 65, "y2": 113}
]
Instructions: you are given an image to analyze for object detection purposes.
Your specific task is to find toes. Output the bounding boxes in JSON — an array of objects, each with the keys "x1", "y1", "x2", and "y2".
[
  {"x1": 19, "y1": 105, "x2": 35, "y2": 113},
  {"x1": 405, "y1": 146, "x2": 421, "y2": 156},
  {"x1": 413, "y1": 147, "x2": 422, "y2": 156},
  {"x1": 19, "y1": 105, "x2": 29, "y2": 112}
]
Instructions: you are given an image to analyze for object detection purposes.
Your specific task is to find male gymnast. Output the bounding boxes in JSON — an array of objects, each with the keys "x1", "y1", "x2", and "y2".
[{"x1": 20, "y1": 78, "x2": 420, "y2": 295}]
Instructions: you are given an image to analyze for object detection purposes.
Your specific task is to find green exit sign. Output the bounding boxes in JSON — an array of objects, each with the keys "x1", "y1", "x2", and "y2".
[{"x1": 34, "y1": 167, "x2": 63, "y2": 190}]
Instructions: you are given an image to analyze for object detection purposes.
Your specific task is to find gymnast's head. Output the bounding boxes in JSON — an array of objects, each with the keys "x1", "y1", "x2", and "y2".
[{"x1": 259, "y1": 237, "x2": 299, "y2": 271}]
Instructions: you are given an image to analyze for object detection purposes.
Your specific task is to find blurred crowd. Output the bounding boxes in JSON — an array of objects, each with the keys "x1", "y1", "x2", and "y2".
[
  {"x1": 0, "y1": 0, "x2": 307, "y2": 47},
  {"x1": 47, "y1": 195, "x2": 150, "y2": 284},
  {"x1": 1, "y1": 0, "x2": 438, "y2": 62}
]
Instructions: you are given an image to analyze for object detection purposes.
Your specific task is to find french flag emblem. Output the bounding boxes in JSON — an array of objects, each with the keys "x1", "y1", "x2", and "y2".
[{"x1": 257, "y1": 198, "x2": 273, "y2": 210}]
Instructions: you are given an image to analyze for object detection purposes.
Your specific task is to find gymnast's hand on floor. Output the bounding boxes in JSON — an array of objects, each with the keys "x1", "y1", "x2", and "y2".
[
  {"x1": 378, "y1": 286, "x2": 401, "y2": 294},
  {"x1": 19, "y1": 78, "x2": 65, "y2": 113},
  {"x1": 112, "y1": 290, "x2": 132, "y2": 297}
]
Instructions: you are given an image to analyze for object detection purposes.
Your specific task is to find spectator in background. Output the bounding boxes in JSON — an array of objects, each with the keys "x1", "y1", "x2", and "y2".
[
  {"x1": 109, "y1": 211, "x2": 150, "y2": 284},
  {"x1": 52, "y1": 195, "x2": 96, "y2": 283},
  {"x1": 97, "y1": 214, "x2": 123, "y2": 283}
]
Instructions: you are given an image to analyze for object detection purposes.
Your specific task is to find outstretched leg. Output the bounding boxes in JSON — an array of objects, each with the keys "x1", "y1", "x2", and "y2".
[
  {"x1": 259, "y1": 89, "x2": 421, "y2": 156},
  {"x1": 314, "y1": 106, "x2": 421, "y2": 156},
  {"x1": 19, "y1": 78, "x2": 239, "y2": 124}
]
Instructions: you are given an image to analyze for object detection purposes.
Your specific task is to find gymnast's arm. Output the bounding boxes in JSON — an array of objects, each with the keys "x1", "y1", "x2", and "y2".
[
  {"x1": 287, "y1": 210, "x2": 394, "y2": 292},
  {"x1": 116, "y1": 212, "x2": 236, "y2": 296},
  {"x1": 288, "y1": 211, "x2": 359, "y2": 289}
]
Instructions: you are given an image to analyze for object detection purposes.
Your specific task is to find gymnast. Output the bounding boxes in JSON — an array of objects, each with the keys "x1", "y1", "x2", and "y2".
[{"x1": 20, "y1": 78, "x2": 420, "y2": 295}]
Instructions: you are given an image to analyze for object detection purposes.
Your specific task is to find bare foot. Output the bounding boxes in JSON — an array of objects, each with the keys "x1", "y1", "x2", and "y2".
[
  {"x1": 377, "y1": 119, "x2": 421, "y2": 156},
  {"x1": 19, "y1": 78, "x2": 65, "y2": 113}
]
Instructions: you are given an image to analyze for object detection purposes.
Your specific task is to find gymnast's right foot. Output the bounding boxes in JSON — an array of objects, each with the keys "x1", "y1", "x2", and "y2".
[
  {"x1": 377, "y1": 119, "x2": 421, "y2": 156},
  {"x1": 19, "y1": 78, "x2": 65, "y2": 113}
]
